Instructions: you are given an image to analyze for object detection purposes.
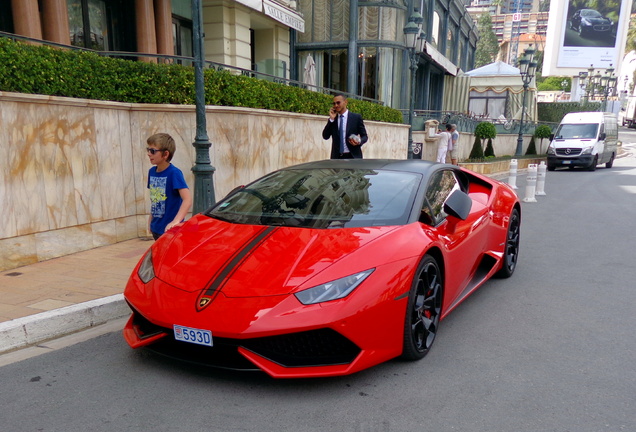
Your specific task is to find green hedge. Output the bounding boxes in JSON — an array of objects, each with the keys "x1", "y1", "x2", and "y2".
[
  {"x1": 0, "y1": 38, "x2": 403, "y2": 123},
  {"x1": 537, "y1": 101, "x2": 602, "y2": 123}
]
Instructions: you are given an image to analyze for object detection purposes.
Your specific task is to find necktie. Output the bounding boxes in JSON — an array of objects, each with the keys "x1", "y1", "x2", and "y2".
[{"x1": 339, "y1": 115, "x2": 346, "y2": 153}]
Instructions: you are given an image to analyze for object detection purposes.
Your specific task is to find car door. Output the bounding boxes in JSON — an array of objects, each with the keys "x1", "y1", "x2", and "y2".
[{"x1": 420, "y1": 169, "x2": 490, "y2": 307}]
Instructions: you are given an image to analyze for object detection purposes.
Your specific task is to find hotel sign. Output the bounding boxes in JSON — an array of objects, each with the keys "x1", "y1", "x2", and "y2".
[{"x1": 263, "y1": 0, "x2": 305, "y2": 33}]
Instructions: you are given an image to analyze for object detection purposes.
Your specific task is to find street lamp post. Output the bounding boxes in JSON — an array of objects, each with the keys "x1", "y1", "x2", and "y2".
[
  {"x1": 403, "y1": 8, "x2": 423, "y2": 159},
  {"x1": 515, "y1": 45, "x2": 537, "y2": 156},
  {"x1": 191, "y1": 0, "x2": 216, "y2": 214},
  {"x1": 601, "y1": 65, "x2": 616, "y2": 111}
]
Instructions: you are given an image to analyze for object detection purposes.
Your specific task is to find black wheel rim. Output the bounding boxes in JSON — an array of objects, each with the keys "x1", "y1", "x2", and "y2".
[
  {"x1": 504, "y1": 212, "x2": 520, "y2": 273},
  {"x1": 411, "y1": 261, "x2": 441, "y2": 353}
]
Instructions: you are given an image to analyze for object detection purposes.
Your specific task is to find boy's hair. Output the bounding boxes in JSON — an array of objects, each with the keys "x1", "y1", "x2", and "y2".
[
  {"x1": 147, "y1": 133, "x2": 176, "y2": 162},
  {"x1": 445, "y1": 124, "x2": 453, "y2": 131}
]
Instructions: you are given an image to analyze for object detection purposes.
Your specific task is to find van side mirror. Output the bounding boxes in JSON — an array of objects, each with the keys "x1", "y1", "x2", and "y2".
[
  {"x1": 549, "y1": 133, "x2": 554, "y2": 140},
  {"x1": 599, "y1": 132, "x2": 606, "y2": 140}
]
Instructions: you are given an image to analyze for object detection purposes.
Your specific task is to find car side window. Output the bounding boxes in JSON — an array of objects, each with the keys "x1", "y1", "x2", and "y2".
[{"x1": 421, "y1": 170, "x2": 460, "y2": 225}]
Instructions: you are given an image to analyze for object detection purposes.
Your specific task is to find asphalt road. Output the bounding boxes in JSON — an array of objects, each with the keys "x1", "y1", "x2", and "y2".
[{"x1": 1, "y1": 145, "x2": 635, "y2": 432}]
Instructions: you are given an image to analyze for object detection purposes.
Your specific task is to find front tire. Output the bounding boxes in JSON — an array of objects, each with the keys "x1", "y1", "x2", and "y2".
[
  {"x1": 401, "y1": 255, "x2": 443, "y2": 361},
  {"x1": 495, "y1": 208, "x2": 520, "y2": 278},
  {"x1": 587, "y1": 156, "x2": 598, "y2": 171},
  {"x1": 605, "y1": 154, "x2": 614, "y2": 168}
]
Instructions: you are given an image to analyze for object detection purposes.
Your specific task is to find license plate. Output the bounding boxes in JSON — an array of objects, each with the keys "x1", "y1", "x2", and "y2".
[
  {"x1": 174, "y1": 325, "x2": 213, "y2": 346},
  {"x1": 562, "y1": 160, "x2": 571, "y2": 164}
]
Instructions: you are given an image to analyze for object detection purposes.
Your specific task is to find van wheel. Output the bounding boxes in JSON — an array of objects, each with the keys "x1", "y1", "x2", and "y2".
[
  {"x1": 605, "y1": 154, "x2": 614, "y2": 168},
  {"x1": 587, "y1": 156, "x2": 598, "y2": 171},
  {"x1": 547, "y1": 165, "x2": 556, "y2": 172}
]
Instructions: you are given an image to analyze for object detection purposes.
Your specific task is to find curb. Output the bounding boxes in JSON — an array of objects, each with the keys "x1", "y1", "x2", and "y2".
[{"x1": 0, "y1": 294, "x2": 129, "y2": 355}]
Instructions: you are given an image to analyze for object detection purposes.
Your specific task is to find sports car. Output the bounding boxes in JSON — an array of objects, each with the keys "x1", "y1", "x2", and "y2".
[
  {"x1": 569, "y1": 9, "x2": 613, "y2": 38},
  {"x1": 123, "y1": 159, "x2": 521, "y2": 378}
]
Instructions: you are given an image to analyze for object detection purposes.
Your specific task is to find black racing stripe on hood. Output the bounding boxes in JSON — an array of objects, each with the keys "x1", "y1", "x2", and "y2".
[{"x1": 196, "y1": 226, "x2": 277, "y2": 311}]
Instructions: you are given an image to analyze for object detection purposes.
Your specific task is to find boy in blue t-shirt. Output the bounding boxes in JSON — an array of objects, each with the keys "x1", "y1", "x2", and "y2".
[{"x1": 146, "y1": 133, "x2": 192, "y2": 240}]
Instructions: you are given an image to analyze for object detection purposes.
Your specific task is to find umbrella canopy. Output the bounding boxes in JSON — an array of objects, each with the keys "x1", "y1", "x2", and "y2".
[{"x1": 303, "y1": 54, "x2": 316, "y2": 89}]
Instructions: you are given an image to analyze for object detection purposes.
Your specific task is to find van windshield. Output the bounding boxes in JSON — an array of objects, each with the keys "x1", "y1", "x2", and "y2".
[{"x1": 555, "y1": 123, "x2": 598, "y2": 139}]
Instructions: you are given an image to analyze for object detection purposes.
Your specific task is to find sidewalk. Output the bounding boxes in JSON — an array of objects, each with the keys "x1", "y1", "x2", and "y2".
[{"x1": 0, "y1": 238, "x2": 151, "y2": 354}]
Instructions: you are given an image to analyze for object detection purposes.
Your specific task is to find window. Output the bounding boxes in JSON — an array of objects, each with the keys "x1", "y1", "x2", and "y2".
[
  {"x1": 421, "y1": 170, "x2": 461, "y2": 225},
  {"x1": 68, "y1": 0, "x2": 110, "y2": 50},
  {"x1": 468, "y1": 90, "x2": 509, "y2": 119},
  {"x1": 172, "y1": 0, "x2": 192, "y2": 64},
  {"x1": 172, "y1": 17, "x2": 192, "y2": 65}
]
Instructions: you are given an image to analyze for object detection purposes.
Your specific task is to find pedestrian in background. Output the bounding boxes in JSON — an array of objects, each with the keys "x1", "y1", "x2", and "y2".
[
  {"x1": 431, "y1": 124, "x2": 452, "y2": 163},
  {"x1": 146, "y1": 133, "x2": 192, "y2": 240},
  {"x1": 450, "y1": 124, "x2": 459, "y2": 165},
  {"x1": 323, "y1": 94, "x2": 368, "y2": 159}
]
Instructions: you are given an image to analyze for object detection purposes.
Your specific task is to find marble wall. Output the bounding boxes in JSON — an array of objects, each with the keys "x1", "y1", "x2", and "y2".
[{"x1": 0, "y1": 92, "x2": 409, "y2": 271}]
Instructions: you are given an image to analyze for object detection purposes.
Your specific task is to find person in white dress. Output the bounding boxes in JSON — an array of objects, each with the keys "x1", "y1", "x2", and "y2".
[{"x1": 431, "y1": 124, "x2": 453, "y2": 163}]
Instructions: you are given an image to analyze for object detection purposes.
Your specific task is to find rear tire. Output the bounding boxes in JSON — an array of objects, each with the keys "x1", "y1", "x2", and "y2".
[
  {"x1": 495, "y1": 208, "x2": 520, "y2": 279},
  {"x1": 401, "y1": 255, "x2": 443, "y2": 361}
]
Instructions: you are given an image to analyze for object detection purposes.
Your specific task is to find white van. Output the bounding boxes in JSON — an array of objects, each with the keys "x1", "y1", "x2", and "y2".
[{"x1": 547, "y1": 112, "x2": 618, "y2": 171}]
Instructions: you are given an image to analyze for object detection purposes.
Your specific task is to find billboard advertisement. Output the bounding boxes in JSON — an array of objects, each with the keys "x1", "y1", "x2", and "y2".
[{"x1": 543, "y1": 0, "x2": 631, "y2": 76}]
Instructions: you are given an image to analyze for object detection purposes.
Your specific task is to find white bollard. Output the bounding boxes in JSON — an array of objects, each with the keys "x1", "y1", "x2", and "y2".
[
  {"x1": 508, "y1": 159, "x2": 518, "y2": 189},
  {"x1": 535, "y1": 161, "x2": 547, "y2": 196},
  {"x1": 523, "y1": 164, "x2": 538, "y2": 203}
]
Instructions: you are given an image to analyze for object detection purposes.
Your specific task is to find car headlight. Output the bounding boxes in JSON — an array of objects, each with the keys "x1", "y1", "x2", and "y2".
[
  {"x1": 581, "y1": 146, "x2": 593, "y2": 155},
  {"x1": 295, "y1": 269, "x2": 375, "y2": 305},
  {"x1": 137, "y1": 250, "x2": 155, "y2": 283},
  {"x1": 547, "y1": 144, "x2": 555, "y2": 155}
]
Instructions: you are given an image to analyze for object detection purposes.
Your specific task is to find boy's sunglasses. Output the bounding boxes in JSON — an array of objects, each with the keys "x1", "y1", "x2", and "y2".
[{"x1": 146, "y1": 148, "x2": 165, "y2": 155}]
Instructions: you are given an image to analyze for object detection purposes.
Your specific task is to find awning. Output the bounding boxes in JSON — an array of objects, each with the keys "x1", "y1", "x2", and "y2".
[
  {"x1": 262, "y1": 0, "x2": 305, "y2": 33},
  {"x1": 423, "y1": 42, "x2": 458, "y2": 76},
  {"x1": 235, "y1": 0, "x2": 262, "y2": 11}
]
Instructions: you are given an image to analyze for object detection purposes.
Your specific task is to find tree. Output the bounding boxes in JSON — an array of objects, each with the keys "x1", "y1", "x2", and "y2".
[
  {"x1": 537, "y1": 76, "x2": 571, "y2": 91},
  {"x1": 475, "y1": 121, "x2": 497, "y2": 142},
  {"x1": 485, "y1": 138, "x2": 495, "y2": 157},
  {"x1": 534, "y1": 124, "x2": 553, "y2": 154},
  {"x1": 475, "y1": 13, "x2": 500, "y2": 68},
  {"x1": 468, "y1": 134, "x2": 485, "y2": 160},
  {"x1": 525, "y1": 136, "x2": 537, "y2": 155}
]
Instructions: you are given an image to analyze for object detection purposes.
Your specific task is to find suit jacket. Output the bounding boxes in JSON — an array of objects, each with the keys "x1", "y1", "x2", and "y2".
[{"x1": 322, "y1": 111, "x2": 368, "y2": 159}]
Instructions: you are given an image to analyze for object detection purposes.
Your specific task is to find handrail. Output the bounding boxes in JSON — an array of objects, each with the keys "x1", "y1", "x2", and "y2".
[{"x1": 0, "y1": 31, "x2": 383, "y2": 105}]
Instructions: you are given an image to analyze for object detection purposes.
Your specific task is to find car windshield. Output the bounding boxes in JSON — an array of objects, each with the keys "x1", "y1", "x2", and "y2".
[
  {"x1": 581, "y1": 10, "x2": 601, "y2": 18},
  {"x1": 207, "y1": 168, "x2": 421, "y2": 228},
  {"x1": 554, "y1": 123, "x2": 598, "y2": 139}
]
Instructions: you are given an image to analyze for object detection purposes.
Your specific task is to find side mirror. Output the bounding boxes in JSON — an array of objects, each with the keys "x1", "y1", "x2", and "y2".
[
  {"x1": 549, "y1": 133, "x2": 554, "y2": 141},
  {"x1": 599, "y1": 132, "x2": 606, "y2": 140},
  {"x1": 443, "y1": 189, "x2": 472, "y2": 221}
]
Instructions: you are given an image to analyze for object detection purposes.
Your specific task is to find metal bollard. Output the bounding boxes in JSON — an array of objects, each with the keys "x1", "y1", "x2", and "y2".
[
  {"x1": 508, "y1": 159, "x2": 518, "y2": 189},
  {"x1": 523, "y1": 164, "x2": 538, "y2": 203},
  {"x1": 535, "y1": 161, "x2": 547, "y2": 196}
]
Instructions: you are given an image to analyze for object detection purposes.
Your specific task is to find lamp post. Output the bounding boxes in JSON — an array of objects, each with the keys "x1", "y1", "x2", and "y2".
[
  {"x1": 191, "y1": 0, "x2": 216, "y2": 214},
  {"x1": 403, "y1": 8, "x2": 423, "y2": 159},
  {"x1": 578, "y1": 71, "x2": 588, "y2": 103},
  {"x1": 601, "y1": 65, "x2": 616, "y2": 111},
  {"x1": 515, "y1": 45, "x2": 537, "y2": 156}
]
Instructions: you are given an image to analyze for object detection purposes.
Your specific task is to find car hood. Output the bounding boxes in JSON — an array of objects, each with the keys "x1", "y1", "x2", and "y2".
[
  {"x1": 152, "y1": 214, "x2": 400, "y2": 297},
  {"x1": 583, "y1": 17, "x2": 610, "y2": 24},
  {"x1": 552, "y1": 138, "x2": 597, "y2": 147}
]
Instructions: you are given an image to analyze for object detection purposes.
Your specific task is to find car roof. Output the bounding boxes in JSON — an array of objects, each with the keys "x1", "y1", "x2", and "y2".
[
  {"x1": 285, "y1": 159, "x2": 445, "y2": 175},
  {"x1": 283, "y1": 159, "x2": 464, "y2": 193}
]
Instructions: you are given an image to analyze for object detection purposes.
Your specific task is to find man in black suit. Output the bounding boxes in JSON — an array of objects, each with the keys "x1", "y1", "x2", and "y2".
[{"x1": 322, "y1": 94, "x2": 368, "y2": 159}]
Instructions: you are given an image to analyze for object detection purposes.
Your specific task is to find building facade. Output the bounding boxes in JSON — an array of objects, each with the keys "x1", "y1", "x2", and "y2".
[{"x1": 0, "y1": 0, "x2": 477, "y2": 112}]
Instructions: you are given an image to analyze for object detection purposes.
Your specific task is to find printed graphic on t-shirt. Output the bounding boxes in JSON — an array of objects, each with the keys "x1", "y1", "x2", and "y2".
[{"x1": 149, "y1": 176, "x2": 168, "y2": 218}]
